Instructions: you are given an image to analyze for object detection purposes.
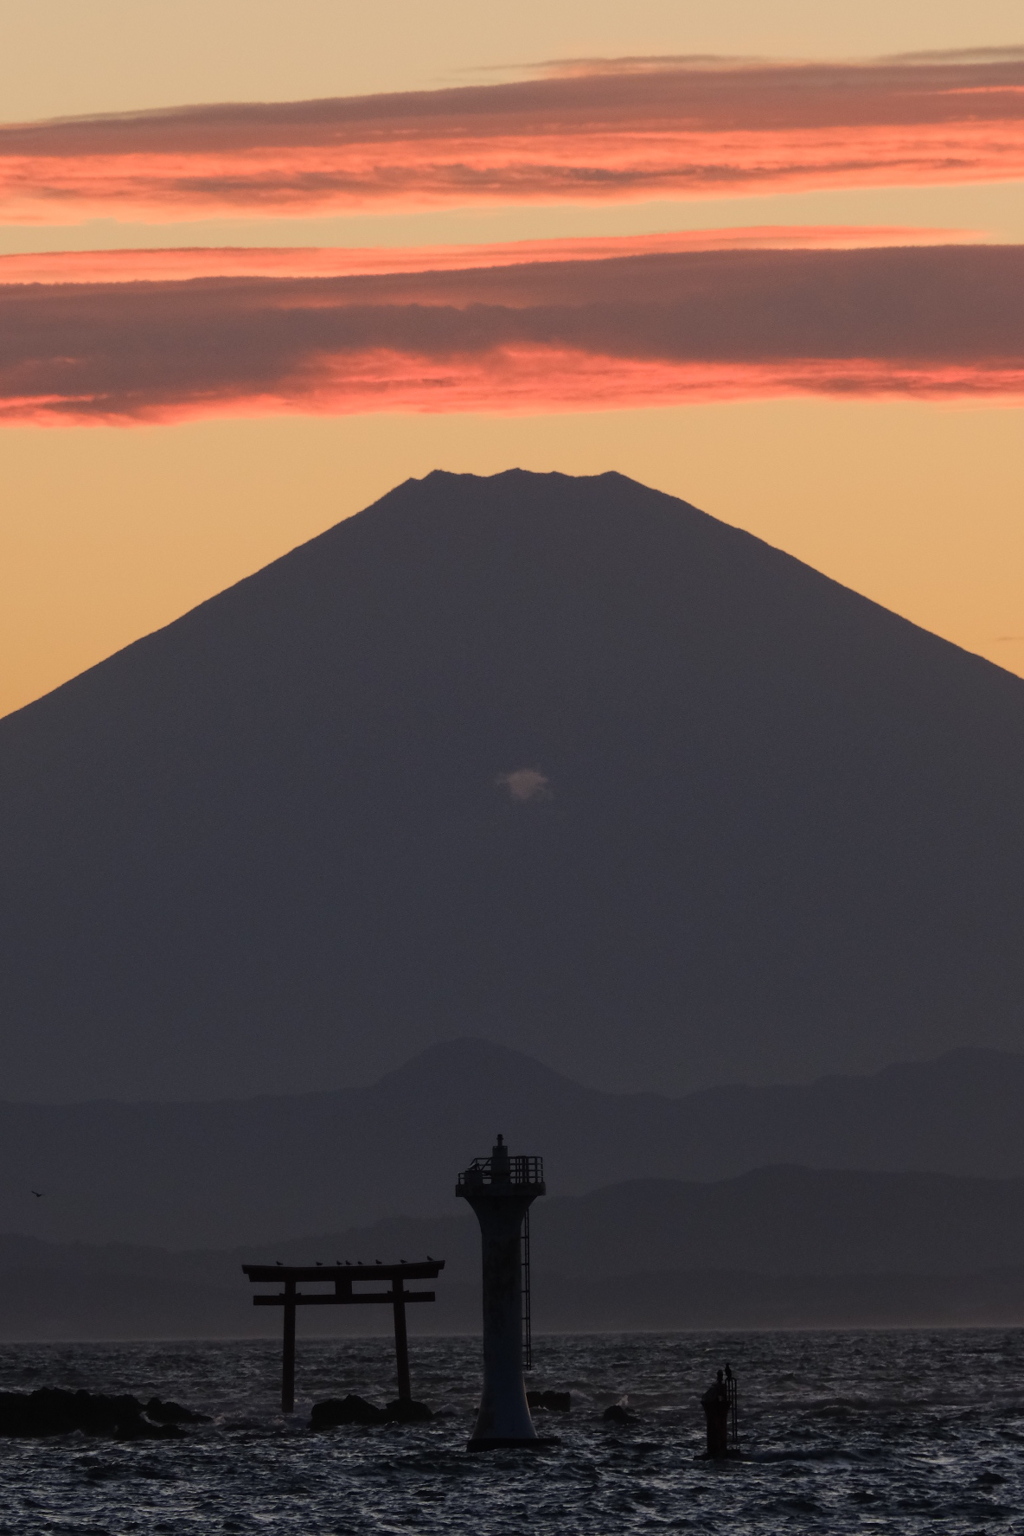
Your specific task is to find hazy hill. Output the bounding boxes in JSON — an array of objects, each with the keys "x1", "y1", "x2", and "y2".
[
  {"x1": 6, "y1": 1040, "x2": 1024, "y2": 1249},
  {"x1": 240, "y1": 1165, "x2": 1024, "y2": 1281},
  {"x1": 2, "y1": 469, "x2": 1024, "y2": 1101},
  {"x1": 6, "y1": 1166, "x2": 1024, "y2": 1338}
]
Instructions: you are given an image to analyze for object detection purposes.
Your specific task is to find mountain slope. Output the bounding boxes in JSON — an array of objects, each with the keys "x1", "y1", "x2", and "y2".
[
  {"x1": 2, "y1": 469, "x2": 1024, "y2": 1100},
  {"x1": 5, "y1": 1042, "x2": 1024, "y2": 1249},
  {"x1": 7, "y1": 1166, "x2": 1024, "y2": 1338}
]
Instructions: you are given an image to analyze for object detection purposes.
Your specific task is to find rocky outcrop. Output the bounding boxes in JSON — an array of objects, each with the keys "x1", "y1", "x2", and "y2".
[
  {"x1": 0, "y1": 1388, "x2": 189, "y2": 1438},
  {"x1": 143, "y1": 1396, "x2": 210, "y2": 1425},
  {"x1": 310, "y1": 1394, "x2": 433, "y2": 1429}
]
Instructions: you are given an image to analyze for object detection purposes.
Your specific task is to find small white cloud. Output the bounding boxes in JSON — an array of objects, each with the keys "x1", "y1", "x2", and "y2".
[{"x1": 496, "y1": 768, "x2": 552, "y2": 803}]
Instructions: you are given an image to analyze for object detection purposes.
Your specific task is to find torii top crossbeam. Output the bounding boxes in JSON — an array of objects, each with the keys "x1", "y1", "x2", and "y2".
[{"x1": 243, "y1": 1260, "x2": 442, "y2": 1287}]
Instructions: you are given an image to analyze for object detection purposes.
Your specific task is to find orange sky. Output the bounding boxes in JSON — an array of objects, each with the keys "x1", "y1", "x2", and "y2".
[{"x1": 1, "y1": 5, "x2": 1023, "y2": 716}]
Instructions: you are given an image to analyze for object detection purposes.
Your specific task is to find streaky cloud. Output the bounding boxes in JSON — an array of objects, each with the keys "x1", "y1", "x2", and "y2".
[
  {"x1": 0, "y1": 51, "x2": 1021, "y2": 222},
  {"x1": 2, "y1": 244, "x2": 1022, "y2": 424},
  {"x1": 0, "y1": 225, "x2": 979, "y2": 286},
  {"x1": 534, "y1": 45, "x2": 1024, "y2": 74}
]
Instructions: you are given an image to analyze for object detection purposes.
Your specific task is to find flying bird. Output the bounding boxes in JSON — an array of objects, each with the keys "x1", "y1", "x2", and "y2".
[{"x1": 31, "y1": 1191, "x2": 44, "y2": 1198}]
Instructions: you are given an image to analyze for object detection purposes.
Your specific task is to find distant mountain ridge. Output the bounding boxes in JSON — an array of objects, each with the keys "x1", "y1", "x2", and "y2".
[
  {"x1": 6, "y1": 1040, "x2": 1024, "y2": 1248},
  {"x1": 2, "y1": 470, "x2": 1024, "y2": 1101},
  {"x1": 6, "y1": 1164, "x2": 1024, "y2": 1339}
]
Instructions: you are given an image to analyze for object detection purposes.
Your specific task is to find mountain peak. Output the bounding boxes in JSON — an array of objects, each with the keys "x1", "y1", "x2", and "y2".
[
  {"x1": 370, "y1": 1037, "x2": 578, "y2": 1097},
  {"x1": 1, "y1": 469, "x2": 1024, "y2": 1102}
]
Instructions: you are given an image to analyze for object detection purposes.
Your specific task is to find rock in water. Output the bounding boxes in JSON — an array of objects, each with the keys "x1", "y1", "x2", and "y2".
[
  {"x1": 144, "y1": 1396, "x2": 210, "y2": 1424},
  {"x1": 384, "y1": 1398, "x2": 433, "y2": 1422},
  {"x1": 310, "y1": 1395, "x2": 387, "y2": 1428},
  {"x1": 0, "y1": 1389, "x2": 183, "y2": 1439},
  {"x1": 310, "y1": 1395, "x2": 433, "y2": 1428}
]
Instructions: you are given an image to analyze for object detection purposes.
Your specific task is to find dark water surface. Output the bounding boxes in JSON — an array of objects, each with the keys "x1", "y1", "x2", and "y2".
[{"x1": 0, "y1": 1330, "x2": 1021, "y2": 1533}]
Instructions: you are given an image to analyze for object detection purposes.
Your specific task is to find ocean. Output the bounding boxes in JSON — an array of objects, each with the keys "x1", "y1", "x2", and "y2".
[{"x1": 0, "y1": 1329, "x2": 1020, "y2": 1533}]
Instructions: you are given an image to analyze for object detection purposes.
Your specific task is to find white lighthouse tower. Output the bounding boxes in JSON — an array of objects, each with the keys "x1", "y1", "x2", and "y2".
[{"x1": 456, "y1": 1135, "x2": 546, "y2": 1449}]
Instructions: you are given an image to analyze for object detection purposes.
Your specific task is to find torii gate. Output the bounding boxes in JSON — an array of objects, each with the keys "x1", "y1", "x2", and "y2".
[{"x1": 242, "y1": 1259, "x2": 445, "y2": 1413}]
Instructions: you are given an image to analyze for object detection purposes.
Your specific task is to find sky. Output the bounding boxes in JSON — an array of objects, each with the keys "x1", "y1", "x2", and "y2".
[{"x1": 1, "y1": 0, "x2": 1022, "y2": 717}]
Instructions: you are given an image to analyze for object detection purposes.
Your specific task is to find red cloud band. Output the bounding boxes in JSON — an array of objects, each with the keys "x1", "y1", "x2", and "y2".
[
  {"x1": 0, "y1": 226, "x2": 976, "y2": 285},
  {"x1": 1, "y1": 52, "x2": 1022, "y2": 221},
  {"x1": 2, "y1": 244, "x2": 1022, "y2": 424}
]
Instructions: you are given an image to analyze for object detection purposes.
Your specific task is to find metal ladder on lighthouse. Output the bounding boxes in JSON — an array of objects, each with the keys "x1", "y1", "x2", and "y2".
[{"x1": 521, "y1": 1209, "x2": 533, "y2": 1371}]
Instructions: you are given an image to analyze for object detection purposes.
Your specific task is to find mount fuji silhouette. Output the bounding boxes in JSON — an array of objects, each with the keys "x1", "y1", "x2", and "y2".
[{"x1": 2, "y1": 469, "x2": 1023, "y2": 1102}]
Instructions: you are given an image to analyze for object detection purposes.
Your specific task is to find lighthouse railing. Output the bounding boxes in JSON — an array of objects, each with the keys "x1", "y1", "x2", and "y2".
[{"x1": 457, "y1": 1154, "x2": 545, "y2": 1189}]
